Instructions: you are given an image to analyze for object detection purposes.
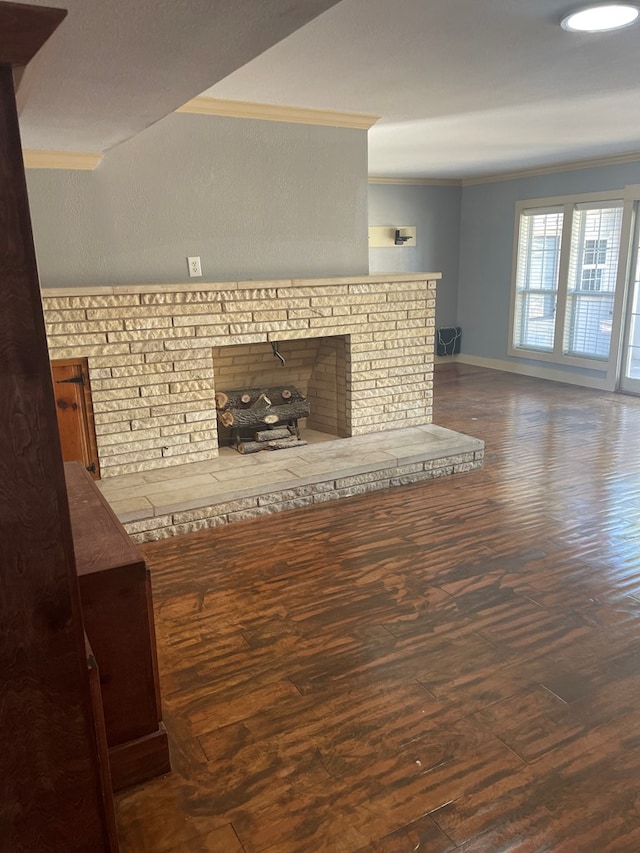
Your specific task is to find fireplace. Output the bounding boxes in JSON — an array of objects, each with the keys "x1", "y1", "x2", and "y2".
[
  {"x1": 41, "y1": 274, "x2": 439, "y2": 477},
  {"x1": 212, "y1": 336, "x2": 350, "y2": 449}
]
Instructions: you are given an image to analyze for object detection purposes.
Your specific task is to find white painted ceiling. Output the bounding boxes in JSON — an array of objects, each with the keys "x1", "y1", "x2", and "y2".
[
  {"x1": 202, "y1": 0, "x2": 640, "y2": 179},
  {"x1": 16, "y1": 0, "x2": 640, "y2": 179},
  {"x1": 17, "y1": 0, "x2": 341, "y2": 153}
]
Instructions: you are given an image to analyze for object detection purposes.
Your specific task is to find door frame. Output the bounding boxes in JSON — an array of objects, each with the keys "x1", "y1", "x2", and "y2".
[{"x1": 618, "y1": 197, "x2": 640, "y2": 395}]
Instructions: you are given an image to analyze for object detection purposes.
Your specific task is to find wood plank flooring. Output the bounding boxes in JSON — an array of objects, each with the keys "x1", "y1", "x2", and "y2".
[{"x1": 115, "y1": 364, "x2": 640, "y2": 852}]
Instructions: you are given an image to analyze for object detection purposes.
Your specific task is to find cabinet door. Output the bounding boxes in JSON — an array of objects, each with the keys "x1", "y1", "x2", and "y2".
[{"x1": 52, "y1": 358, "x2": 100, "y2": 478}]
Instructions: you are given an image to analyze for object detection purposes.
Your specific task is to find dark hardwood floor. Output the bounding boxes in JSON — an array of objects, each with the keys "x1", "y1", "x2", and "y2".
[{"x1": 115, "y1": 364, "x2": 640, "y2": 852}]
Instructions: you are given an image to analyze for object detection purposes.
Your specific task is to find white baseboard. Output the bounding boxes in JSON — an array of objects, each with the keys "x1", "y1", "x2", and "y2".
[{"x1": 445, "y1": 353, "x2": 612, "y2": 391}]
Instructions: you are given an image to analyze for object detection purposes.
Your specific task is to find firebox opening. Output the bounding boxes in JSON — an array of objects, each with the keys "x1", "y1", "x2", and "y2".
[{"x1": 212, "y1": 335, "x2": 350, "y2": 451}]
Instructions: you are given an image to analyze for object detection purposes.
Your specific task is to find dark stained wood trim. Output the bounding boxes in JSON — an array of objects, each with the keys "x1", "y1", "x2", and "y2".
[
  {"x1": 0, "y1": 1, "x2": 66, "y2": 67},
  {"x1": 0, "y1": 14, "x2": 115, "y2": 849}
]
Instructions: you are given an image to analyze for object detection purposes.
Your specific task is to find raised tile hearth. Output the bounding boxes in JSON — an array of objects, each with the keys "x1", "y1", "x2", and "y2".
[{"x1": 97, "y1": 424, "x2": 484, "y2": 543}]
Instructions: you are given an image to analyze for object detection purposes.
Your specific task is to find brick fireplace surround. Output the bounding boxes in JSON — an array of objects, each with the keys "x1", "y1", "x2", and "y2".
[{"x1": 42, "y1": 274, "x2": 484, "y2": 541}]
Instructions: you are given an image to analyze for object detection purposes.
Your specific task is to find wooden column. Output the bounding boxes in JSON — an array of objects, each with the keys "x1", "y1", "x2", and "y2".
[{"x1": 0, "y1": 4, "x2": 117, "y2": 850}]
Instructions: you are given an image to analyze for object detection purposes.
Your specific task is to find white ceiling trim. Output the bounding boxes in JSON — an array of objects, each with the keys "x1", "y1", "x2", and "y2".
[
  {"x1": 177, "y1": 96, "x2": 379, "y2": 130},
  {"x1": 462, "y1": 150, "x2": 640, "y2": 186},
  {"x1": 369, "y1": 176, "x2": 461, "y2": 187},
  {"x1": 23, "y1": 150, "x2": 102, "y2": 170}
]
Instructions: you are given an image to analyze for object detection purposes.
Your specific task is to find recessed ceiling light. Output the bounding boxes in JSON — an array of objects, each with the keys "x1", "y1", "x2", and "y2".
[{"x1": 561, "y1": 3, "x2": 640, "y2": 32}]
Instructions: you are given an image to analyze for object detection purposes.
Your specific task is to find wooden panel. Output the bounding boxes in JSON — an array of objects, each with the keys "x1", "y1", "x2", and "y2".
[
  {"x1": 65, "y1": 460, "x2": 141, "y2": 577},
  {"x1": 66, "y1": 461, "x2": 168, "y2": 782},
  {"x1": 109, "y1": 725, "x2": 171, "y2": 792},
  {"x1": 52, "y1": 357, "x2": 100, "y2": 478},
  {"x1": 86, "y1": 636, "x2": 120, "y2": 847},
  {"x1": 0, "y1": 2, "x2": 66, "y2": 67},
  {"x1": 0, "y1": 31, "x2": 113, "y2": 852}
]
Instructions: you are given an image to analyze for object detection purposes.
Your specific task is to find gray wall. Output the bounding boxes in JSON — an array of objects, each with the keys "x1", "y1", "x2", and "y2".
[
  {"x1": 458, "y1": 159, "x2": 640, "y2": 379},
  {"x1": 368, "y1": 182, "x2": 462, "y2": 330},
  {"x1": 27, "y1": 113, "x2": 369, "y2": 287}
]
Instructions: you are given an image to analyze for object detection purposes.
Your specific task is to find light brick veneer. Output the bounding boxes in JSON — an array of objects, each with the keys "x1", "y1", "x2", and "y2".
[{"x1": 42, "y1": 274, "x2": 439, "y2": 477}]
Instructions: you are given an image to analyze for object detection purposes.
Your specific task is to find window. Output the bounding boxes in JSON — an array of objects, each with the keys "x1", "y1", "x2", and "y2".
[
  {"x1": 513, "y1": 209, "x2": 562, "y2": 351},
  {"x1": 510, "y1": 195, "x2": 623, "y2": 365},
  {"x1": 565, "y1": 205, "x2": 622, "y2": 359}
]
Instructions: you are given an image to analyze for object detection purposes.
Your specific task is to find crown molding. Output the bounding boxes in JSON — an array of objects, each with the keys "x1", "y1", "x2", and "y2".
[
  {"x1": 369, "y1": 151, "x2": 640, "y2": 187},
  {"x1": 177, "y1": 96, "x2": 379, "y2": 130},
  {"x1": 368, "y1": 176, "x2": 462, "y2": 187},
  {"x1": 23, "y1": 150, "x2": 102, "y2": 170},
  {"x1": 462, "y1": 150, "x2": 640, "y2": 186}
]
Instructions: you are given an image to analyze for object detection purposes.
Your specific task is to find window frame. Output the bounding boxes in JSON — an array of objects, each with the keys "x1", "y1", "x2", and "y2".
[{"x1": 508, "y1": 190, "x2": 626, "y2": 371}]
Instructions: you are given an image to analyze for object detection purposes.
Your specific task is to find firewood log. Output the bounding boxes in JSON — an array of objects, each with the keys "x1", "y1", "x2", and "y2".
[
  {"x1": 214, "y1": 391, "x2": 229, "y2": 410},
  {"x1": 255, "y1": 427, "x2": 291, "y2": 442},
  {"x1": 238, "y1": 437, "x2": 307, "y2": 454}
]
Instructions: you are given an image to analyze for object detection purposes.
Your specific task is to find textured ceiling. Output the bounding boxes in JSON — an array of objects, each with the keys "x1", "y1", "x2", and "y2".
[
  {"x1": 203, "y1": 0, "x2": 640, "y2": 178},
  {"x1": 16, "y1": 0, "x2": 341, "y2": 152},
  {"x1": 15, "y1": 0, "x2": 640, "y2": 179}
]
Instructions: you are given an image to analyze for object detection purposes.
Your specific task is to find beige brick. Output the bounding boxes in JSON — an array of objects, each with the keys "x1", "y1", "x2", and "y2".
[
  {"x1": 170, "y1": 516, "x2": 227, "y2": 537},
  {"x1": 228, "y1": 320, "x2": 308, "y2": 334},
  {"x1": 181, "y1": 407, "x2": 218, "y2": 422},
  {"x1": 95, "y1": 420, "x2": 131, "y2": 436},
  {"x1": 94, "y1": 406, "x2": 151, "y2": 424},
  {"x1": 48, "y1": 332, "x2": 107, "y2": 348},
  {"x1": 140, "y1": 291, "x2": 225, "y2": 305},
  {"x1": 98, "y1": 427, "x2": 161, "y2": 447},
  {"x1": 108, "y1": 327, "x2": 195, "y2": 342},
  {"x1": 251, "y1": 310, "x2": 289, "y2": 322},
  {"x1": 139, "y1": 384, "x2": 171, "y2": 397},
  {"x1": 43, "y1": 308, "x2": 87, "y2": 322},
  {"x1": 454, "y1": 461, "x2": 482, "y2": 473},
  {"x1": 227, "y1": 506, "x2": 281, "y2": 523},
  {"x1": 124, "y1": 316, "x2": 172, "y2": 330},
  {"x1": 83, "y1": 295, "x2": 141, "y2": 308},
  {"x1": 159, "y1": 422, "x2": 214, "y2": 437},
  {"x1": 144, "y1": 348, "x2": 210, "y2": 363},
  {"x1": 232, "y1": 287, "x2": 279, "y2": 301},
  {"x1": 93, "y1": 387, "x2": 143, "y2": 403},
  {"x1": 101, "y1": 456, "x2": 173, "y2": 476},
  {"x1": 110, "y1": 362, "x2": 174, "y2": 378},
  {"x1": 169, "y1": 380, "x2": 214, "y2": 394},
  {"x1": 172, "y1": 313, "x2": 230, "y2": 327},
  {"x1": 166, "y1": 334, "x2": 264, "y2": 348},
  {"x1": 129, "y1": 340, "x2": 165, "y2": 353},
  {"x1": 100, "y1": 433, "x2": 189, "y2": 460},
  {"x1": 123, "y1": 514, "x2": 174, "y2": 534},
  {"x1": 91, "y1": 373, "x2": 170, "y2": 391},
  {"x1": 159, "y1": 446, "x2": 215, "y2": 462},
  {"x1": 131, "y1": 414, "x2": 184, "y2": 430},
  {"x1": 172, "y1": 499, "x2": 256, "y2": 523},
  {"x1": 89, "y1": 353, "x2": 144, "y2": 368}
]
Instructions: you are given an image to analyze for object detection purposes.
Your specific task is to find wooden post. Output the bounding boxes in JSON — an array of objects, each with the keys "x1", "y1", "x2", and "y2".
[{"x1": 0, "y1": 3, "x2": 117, "y2": 850}]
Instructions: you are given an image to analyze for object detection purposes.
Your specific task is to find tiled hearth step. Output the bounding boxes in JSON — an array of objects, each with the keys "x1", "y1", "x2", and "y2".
[{"x1": 97, "y1": 425, "x2": 484, "y2": 543}]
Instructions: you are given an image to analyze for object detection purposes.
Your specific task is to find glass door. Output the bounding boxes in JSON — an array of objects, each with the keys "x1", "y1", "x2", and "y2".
[{"x1": 620, "y1": 213, "x2": 640, "y2": 394}]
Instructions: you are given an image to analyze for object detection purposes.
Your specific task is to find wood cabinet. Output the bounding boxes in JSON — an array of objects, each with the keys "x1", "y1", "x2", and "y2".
[{"x1": 66, "y1": 462, "x2": 171, "y2": 791}]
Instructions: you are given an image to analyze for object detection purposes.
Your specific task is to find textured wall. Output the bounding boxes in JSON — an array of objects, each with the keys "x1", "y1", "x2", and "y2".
[
  {"x1": 42, "y1": 274, "x2": 438, "y2": 477},
  {"x1": 27, "y1": 112, "x2": 369, "y2": 287},
  {"x1": 457, "y1": 158, "x2": 640, "y2": 381},
  {"x1": 368, "y1": 182, "x2": 462, "y2": 331}
]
